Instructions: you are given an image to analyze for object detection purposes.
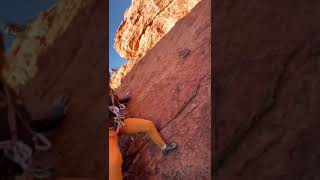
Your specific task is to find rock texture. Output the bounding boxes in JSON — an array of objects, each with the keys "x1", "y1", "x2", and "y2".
[
  {"x1": 114, "y1": 0, "x2": 200, "y2": 61},
  {"x1": 114, "y1": 0, "x2": 211, "y2": 179},
  {"x1": 214, "y1": 0, "x2": 320, "y2": 179},
  {"x1": 110, "y1": 60, "x2": 135, "y2": 89},
  {"x1": 18, "y1": 0, "x2": 107, "y2": 178},
  {"x1": 2, "y1": 0, "x2": 93, "y2": 91},
  {"x1": 111, "y1": 0, "x2": 201, "y2": 89}
]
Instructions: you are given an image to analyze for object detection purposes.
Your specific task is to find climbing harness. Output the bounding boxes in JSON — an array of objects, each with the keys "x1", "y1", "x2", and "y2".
[
  {"x1": 0, "y1": 84, "x2": 52, "y2": 176},
  {"x1": 109, "y1": 89, "x2": 126, "y2": 134},
  {"x1": 108, "y1": 89, "x2": 137, "y2": 142},
  {"x1": 0, "y1": 140, "x2": 32, "y2": 170},
  {"x1": 109, "y1": 104, "x2": 136, "y2": 141}
]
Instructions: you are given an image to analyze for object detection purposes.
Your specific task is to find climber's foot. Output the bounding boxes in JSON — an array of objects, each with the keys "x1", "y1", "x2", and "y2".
[{"x1": 162, "y1": 143, "x2": 177, "y2": 156}]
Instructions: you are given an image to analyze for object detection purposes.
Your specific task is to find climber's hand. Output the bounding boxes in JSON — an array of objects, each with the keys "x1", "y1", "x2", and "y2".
[
  {"x1": 51, "y1": 94, "x2": 70, "y2": 117},
  {"x1": 126, "y1": 91, "x2": 132, "y2": 98}
]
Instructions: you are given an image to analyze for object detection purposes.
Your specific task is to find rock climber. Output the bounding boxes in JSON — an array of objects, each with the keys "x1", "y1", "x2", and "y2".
[
  {"x1": 0, "y1": 32, "x2": 70, "y2": 179},
  {"x1": 107, "y1": 79, "x2": 177, "y2": 180}
]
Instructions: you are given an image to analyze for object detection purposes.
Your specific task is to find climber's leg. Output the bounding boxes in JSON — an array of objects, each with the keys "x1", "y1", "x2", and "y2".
[
  {"x1": 109, "y1": 129, "x2": 123, "y2": 180},
  {"x1": 123, "y1": 118, "x2": 177, "y2": 155},
  {"x1": 123, "y1": 118, "x2": 166, "y2": 149}
]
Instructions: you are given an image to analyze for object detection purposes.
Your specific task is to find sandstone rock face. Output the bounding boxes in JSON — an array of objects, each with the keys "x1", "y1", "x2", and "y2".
[
  {"x1": 110, "y1": 60, "x2": 135, "y2": 89},
  {"x1": 114, "y1": 0, "x2": 211, "y2": 178},
  {"x1": 2, "y1": 0, "x2": 94, "y2": 91},
  {"x1": 20, "y1": 0, "x2": 107, "y2": 177},
  {"x1": 114, "y1": 0, "x2": 201, "y2": 61},
  {"x1": 111, "y1": 0, "x2": 201, "y2": 89},
  {"x1": 214, "y1": 0, "x2": 320, "y2": 179}
]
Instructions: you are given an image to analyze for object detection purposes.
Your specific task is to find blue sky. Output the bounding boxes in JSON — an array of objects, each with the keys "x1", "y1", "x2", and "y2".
[
  {"x1": 0, "y1": 0, "x2": 57, "y2": 50},
  {"x1": 109, "y1": 0, "x2": 131, "y2": 70}
]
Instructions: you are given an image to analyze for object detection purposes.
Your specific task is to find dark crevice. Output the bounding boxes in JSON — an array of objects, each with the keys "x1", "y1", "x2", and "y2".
[{"x1": 123, "y1": 140, "x2": 149, "y2": 173}]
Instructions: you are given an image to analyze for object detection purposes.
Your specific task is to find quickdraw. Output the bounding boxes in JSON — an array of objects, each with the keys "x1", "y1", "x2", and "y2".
[
  {"x1": 109, "y1": 104, "x2": 126, "y2": 133},
  {"x1": 108, "y1": 88, "x2": 136, "y2": 141},
  {"x1": 109, "y1": 104, "x2": 135, "y2": 141},
  {"x1": 109, "y1": 88, "x2": 127, "y2": 134}
]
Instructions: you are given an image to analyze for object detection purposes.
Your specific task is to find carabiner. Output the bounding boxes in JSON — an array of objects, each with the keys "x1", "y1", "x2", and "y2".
[
  {"x1": 119, "y1": 104, "x2": 126, "y2": 110},
  {"x1": 32, "y1": 133, "x2": 52, "y2": 151}
]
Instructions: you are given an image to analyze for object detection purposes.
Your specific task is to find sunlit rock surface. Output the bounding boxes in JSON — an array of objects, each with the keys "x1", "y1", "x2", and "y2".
[
  {"x1": 111, "y1": 0, "x2": 201, "y2": 89},
  {"x1": 2, "y1": 0, "x2": 94, "y2": 91}
]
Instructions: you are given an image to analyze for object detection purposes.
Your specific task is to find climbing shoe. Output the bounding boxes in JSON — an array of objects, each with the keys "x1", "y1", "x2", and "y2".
[{"x1": 162, "y1": 143, "x2": 177, "y2": 156}]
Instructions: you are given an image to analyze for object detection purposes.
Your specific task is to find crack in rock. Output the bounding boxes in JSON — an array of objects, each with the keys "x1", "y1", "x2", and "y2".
[
  {"x1": 160, "y1": 75, "x2": 207, "y2": 132},
  {"x1": 213, "y1": 38, "x2": 308, "y2": 173},
  {"x1": 124, "y1": 75, "x2": 207, "y2": 172}
]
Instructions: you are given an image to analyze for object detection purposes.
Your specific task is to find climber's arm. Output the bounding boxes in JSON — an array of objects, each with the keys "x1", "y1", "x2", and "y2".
[
  {"x1": 118, "y1": 95, "x2": 131, "y2": 104},
  {"x1": 115, "y1": 91, "x2": 132, "y2": 104}
]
